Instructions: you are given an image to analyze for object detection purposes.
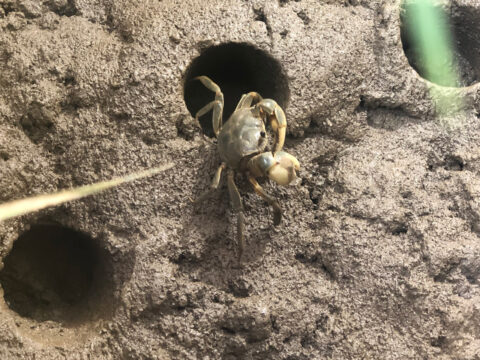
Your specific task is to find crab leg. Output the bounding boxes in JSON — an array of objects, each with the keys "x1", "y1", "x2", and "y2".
[
  {"x1": 227, "y1": 170, "x2": 245, "y2": 263},
  {"x1": 248, "y1": 176, "x2": 282, "y2": 226},
  {"x1": 256, "y1": 99, "x2": 287, "y2": 153},
  {"x1": 194, "y1": 100, "x2": 223, "y2": 137},
  {"x1": 194, "y1": 163, "x2": 226, "y2": 203},
  {"x1": 235, "y1": 91, "x2": 263, "y2": 110},
  {"x1": 194, "y1": 76, "x2": 224, "y2": 137}
]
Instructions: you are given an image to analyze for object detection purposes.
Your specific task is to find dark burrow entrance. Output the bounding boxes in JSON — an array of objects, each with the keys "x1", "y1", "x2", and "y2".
[
  {"x1": 183, "y1": 42, "x2": 290, "y2": 137},
  {"x1": 0, "y1": 224, "x2": 114, "y2": 325},
  {"x1": 401, "y1": 0, "x2": 480, "y2": 87}
]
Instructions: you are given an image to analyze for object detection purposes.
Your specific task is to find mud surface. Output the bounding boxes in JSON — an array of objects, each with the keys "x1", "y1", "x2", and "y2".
[{"x1": 1, "y1": 0, "x2": 480, "y2": 359}]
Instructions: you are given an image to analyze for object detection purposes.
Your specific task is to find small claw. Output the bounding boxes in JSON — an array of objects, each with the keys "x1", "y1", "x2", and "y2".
[
  {"x1": 272, "y1": 106, "x2": 286, "y2": 153},
  {"x1": 256, "y1": 99, "x2": 287, "y2": 153}
]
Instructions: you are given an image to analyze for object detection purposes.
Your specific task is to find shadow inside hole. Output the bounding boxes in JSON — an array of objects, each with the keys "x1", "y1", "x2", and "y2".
[
  {"x1": 452, "y1": 4, "x2": 480, "y2": 84},
  {"x1": 0, "y1": 224, "x2": 114, "y2": 325},
  {"x1": 400, "y1": 1, "x2": 480, "y2": 87},
  {"x1": 184, "y1": 42, "x2": 289, "y2": 137}
]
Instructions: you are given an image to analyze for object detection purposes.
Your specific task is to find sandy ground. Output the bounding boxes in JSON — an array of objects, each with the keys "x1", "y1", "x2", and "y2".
[{"x1": 0, "y1": 0, "x2": 480, "y2": 359}]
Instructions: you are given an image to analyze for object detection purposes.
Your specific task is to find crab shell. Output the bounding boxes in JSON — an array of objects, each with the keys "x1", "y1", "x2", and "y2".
[{"x1": 217, "y1": 107, "x2": 268, "y2": 169}]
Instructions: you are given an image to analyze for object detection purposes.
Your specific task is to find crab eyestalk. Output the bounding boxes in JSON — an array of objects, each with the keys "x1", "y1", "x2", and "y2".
[{"x1": 248, "y1": 151, "x2": 300, "y2": 186}]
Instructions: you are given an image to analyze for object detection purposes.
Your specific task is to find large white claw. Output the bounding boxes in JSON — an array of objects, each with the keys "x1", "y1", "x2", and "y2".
[{"x1": 268, "y1": 151, "x2": 300, "y2": 186}]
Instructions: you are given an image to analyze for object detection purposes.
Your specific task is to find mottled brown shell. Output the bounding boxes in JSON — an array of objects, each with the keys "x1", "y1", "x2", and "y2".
[{"x1": 217, "y1": 108, "x2": 267, "y2": 169}]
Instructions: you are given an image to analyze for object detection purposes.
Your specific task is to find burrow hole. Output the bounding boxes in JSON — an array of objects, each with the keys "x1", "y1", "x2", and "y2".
[
  {"x1": 401, "y1": 1, "x2": 480, "y2": 87},
  {"x1": 183, "y1": 42, "x2": 290, "y2": 137},
  {"x1": 0, "y1": 225, "x2": 114, "y2": 325}
]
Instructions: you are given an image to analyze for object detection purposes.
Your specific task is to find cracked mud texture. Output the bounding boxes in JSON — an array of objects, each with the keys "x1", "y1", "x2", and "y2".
[{"x1": 1, "y1": 0, "x2": 480, "y2": 359}]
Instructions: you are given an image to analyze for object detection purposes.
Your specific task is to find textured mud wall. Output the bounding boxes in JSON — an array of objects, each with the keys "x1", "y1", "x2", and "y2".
[{"x1": 0, "y1": 0, "x2": 480, "y2": 359}]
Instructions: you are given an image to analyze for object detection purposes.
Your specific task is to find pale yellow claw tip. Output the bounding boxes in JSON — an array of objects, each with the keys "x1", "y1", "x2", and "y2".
[
  {"x1": 268, "y1": 151, "x2": 300, "y2": 186},
  {"x1": 275, "y1": 151, "x2": 300, "y2": 170},
  {"x1": 290, "y1": 156, "x2": 300, "y2": 171},
  {"x1": 268, "y1": 164, "x2": 296, "y2": 186}
]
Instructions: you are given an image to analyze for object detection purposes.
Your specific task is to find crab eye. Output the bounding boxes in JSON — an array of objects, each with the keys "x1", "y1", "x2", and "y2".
[{"x1": 260, "y1": 131, "x2": 266, "y2": 137}]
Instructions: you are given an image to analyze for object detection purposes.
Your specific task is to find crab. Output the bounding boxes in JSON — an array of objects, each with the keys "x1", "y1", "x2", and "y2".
[{"x1": 193, "y1": 76, "x2": 300, "y2": 262}]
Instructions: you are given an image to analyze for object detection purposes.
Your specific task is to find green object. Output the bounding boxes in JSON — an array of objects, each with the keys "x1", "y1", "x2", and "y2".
[
  {"x1": 403, "y1": 0, "x2": 464, "y2": 119},
  {"x1": 403, "y1": 0, "x2": 458, "y2": 87}
]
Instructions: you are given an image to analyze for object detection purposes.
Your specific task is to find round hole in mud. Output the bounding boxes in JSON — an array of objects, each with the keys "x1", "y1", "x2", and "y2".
[
  {"x1": 400, "y1": 1, "x2": 480, "y2": 87},
  {"x1": 183, "y1": 42, "x2": 290, "y2": 137},
  {"x1": 0, "y1": 225, "x2": 114, "y2": 325}
]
